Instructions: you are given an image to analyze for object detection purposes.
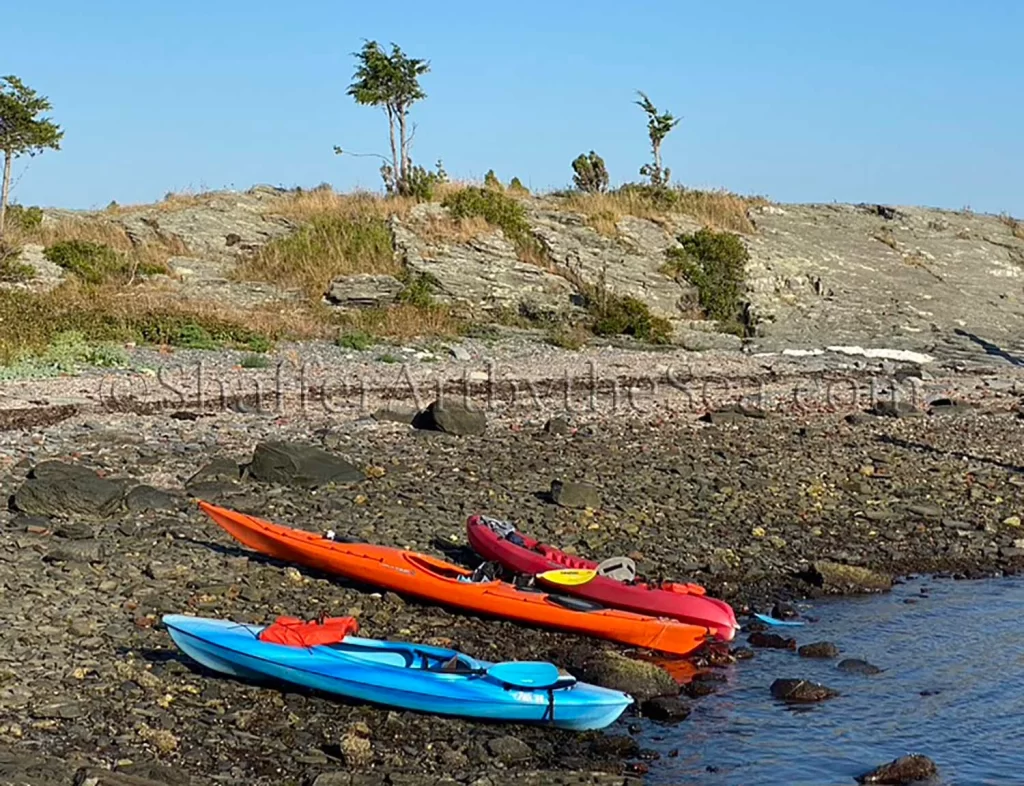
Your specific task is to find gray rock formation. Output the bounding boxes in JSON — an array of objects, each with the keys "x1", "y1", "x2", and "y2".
[
  {"x1": 391, "y1": 203, "x2": 576, "y2": 319},
  {"x1": 115, "y1": 188, "x2": 295, "y2": 262},
  {"x1": 743, "y1": 202, "x2": 1024, "y2": 352},
  {"x1": 528, "y1": 205, "x2": 699, "y2": 321},
  {"x1": 13, "y1": 461, "x2": 129, "y2": 520},
  {"x1": 325, "y1": 273, "x2": 405, "y2": 308},
  {"x1": 1, "y1": 243, "x2": 67, "y2": 292}
]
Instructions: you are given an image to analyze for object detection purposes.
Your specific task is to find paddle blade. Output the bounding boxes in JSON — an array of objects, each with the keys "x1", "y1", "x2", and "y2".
[
  {"x1": 487, "y1": 660, "x2": 565, "y2": 688},
  {"x1": 537, "y1": 568, "x2": 597, "y2": 586},
  {"x1": 753, "y1": 612, "x2": 806, "y2": 627}
]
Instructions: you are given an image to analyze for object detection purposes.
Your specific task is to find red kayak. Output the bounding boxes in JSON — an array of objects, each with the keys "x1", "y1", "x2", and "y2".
[{"x1": 466, "y1": 515, "x2": 739, "y2": 641}]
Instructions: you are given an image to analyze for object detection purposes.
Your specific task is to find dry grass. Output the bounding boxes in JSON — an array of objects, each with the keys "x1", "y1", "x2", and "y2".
[
  {"x1": 417, "y1": 213, "x2": 492, "y2": 245},
  {"x1": 334, "y1": 302, "x2": 462, "y2": 340},
  {"x1": 0, "y1": 278, "x2": 317, "y2": 363},
  {"x1": 267, "y1": 181, "x2": 475, "y2": 225},
  {"x1": 235, "y1": 211, "x2": 400, "y2": 299},
  {"x1": 103, "y1": 190, "x2": 217, "y2": 216},
  {"x1": 557, "y1": 187, "x2": 767, "y2": 235}
]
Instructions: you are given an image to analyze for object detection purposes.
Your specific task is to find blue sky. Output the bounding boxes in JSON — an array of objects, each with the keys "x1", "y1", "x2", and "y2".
[{"x1": 6, "y1": 0, "x2": 1023, "y2": 214}]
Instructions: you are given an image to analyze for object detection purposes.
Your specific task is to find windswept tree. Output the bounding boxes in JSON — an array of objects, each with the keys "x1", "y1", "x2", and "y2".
[
  {"x1": 0, "y1": 75, "x2": 63, "y2": 240},
  {"x1": 634, "y1": 90, "x2": 680, "y2": 188},
  {"x1": 341, "y1": 40, "x2": 430, "y2": 197}
]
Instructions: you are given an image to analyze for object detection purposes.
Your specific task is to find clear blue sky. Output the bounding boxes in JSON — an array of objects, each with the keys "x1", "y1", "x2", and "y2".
[{"x1": 7, "y1": 0, "x2": 1023, "y2": 215}]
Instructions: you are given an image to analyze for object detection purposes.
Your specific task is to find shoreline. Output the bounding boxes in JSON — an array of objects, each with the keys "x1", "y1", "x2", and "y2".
[{"x1": 1, "y1": 340, "x2": 1023, "y2": 785}]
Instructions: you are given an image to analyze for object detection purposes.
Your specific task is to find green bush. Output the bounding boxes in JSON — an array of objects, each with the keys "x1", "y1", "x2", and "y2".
[
  {"x1": 441, "y1": 187, "x2": 536, "y2": 254},
  {"x1": 403, "y1": 159, "x2": 448, "y2": 201},
  {"x1": 336, "y1": 329, "x2": 375, "y2": 351},
  {"x1": 239, "y1": 352, "x2": 271, "y2": 368},
  {"x1": 5, "y1": 203, "x2": 43, "y2": 232},
  {"x1": 664, "y1": 227, "x2": 749, "y2": 331},
  {"x1": 508, "y1": 177, "x2": 529, "y2": 195},
  {"x1": 572, "y1": 151, "x2": 609, "y2": 194},
  {"x1": 591, "y1": 295, "x2": 672, "y2": 342},
  {"x1": 43, "y1": 240, "x2": 127, "y2": 284},
  {"x1": 615, "y1": 181, "x2": 680, "y2": 210},
  {"x1": 396, "y1": 272, "x2": 438, "y2": 309},
  {"x1": 132, "y1": 314, "x2": 271, "y2": 351}
]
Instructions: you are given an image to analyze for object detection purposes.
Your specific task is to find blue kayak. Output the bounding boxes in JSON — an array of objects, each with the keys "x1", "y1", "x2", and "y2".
[{"x1": 162, "y1": 614, "x2": 632, "y2": 730}]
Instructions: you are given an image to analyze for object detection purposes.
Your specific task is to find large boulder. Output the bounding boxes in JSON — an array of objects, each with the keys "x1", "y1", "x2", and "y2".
[
  {"x1": 769, "y1": 678, "x2": 839, "y2": 703},
  {"x1": 13, "y1": 461, "x2": 128, "y2": 520},
  {"x1": 413, "y1": 399, "x2": 487, "y2": 436},
  {"x1": 807, "y1": 560, "x2": 893, "y2": 593},
  {"x1": 550, "y1": 479, "x2": 602, "y2": 509},
  {"x1": 856, "y1": 754, "x2": 938, "y2": 784},
  {"x1": 247, "y1": 441, "x2": 363, "y2": 488}
]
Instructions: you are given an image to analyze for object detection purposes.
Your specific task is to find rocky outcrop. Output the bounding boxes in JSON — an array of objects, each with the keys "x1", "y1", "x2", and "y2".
[
  {"x1": 391, "y1": 203, "x2": 576, "y2": 319},
  {"x1": 743, "y1": 202, "x2": 1024, "y2": 352},
  {"x1": 325, "y1": 273, "x2": 405, "y2": 308},
  {"x1": 20, "y1": 185, "x2": 1024, "y2": 361},
  {"x1": 115, "y1": 186, "x2": 295, "y2": 262},
  {"x1": 527, "y1": 206, "x2": 699, "y2": 320},
  {"x1": 1, "y1": 243, "x2": 66, "y2": 293}
]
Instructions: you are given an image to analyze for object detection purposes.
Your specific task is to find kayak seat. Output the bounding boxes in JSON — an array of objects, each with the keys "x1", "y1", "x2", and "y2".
[{"x1": 538, "y1": 546, "x2": 592, "y2": 571}]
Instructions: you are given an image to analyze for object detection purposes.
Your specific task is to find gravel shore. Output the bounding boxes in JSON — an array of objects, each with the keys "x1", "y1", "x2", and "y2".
[{"x1": 2, "y1": 340, "x2": 1023, "y2": 785}]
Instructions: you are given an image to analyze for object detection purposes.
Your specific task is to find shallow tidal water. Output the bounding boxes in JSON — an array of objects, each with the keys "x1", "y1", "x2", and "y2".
[{"x1": 641, "y1": 574, "x2": 1024, "y2": 786}]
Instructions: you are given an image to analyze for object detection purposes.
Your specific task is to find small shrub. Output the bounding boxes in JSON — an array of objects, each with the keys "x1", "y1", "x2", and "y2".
[
  {"x1": 43, "y1": 240, "x2": 130, "y2": 284},
  {"x1": 5, "y1": 203, "x2": 43, "y2": 232},
  {"x1": 336, "y1": 329, "x2": 375, "y2": 351},
  {"x1": 591, "y1": 295, "x2": 672, "y2": 343},
  {"x1": 2, "y1": 330, "x2": 129, "y2": 374},
  {"x1": 376, "y1": 352, "x2": 402, "y2": 363},
  {"x1": 404, "y1": 160, "x2": 449, "y2": 201},
  {"x1": 664, "y1": 227, "x2": 749, "y2": 333},
  {"x1": 441, "y1": 187, "x2": 538, "y2": 257},
  {"x1": 571, "y1": 151, "x2": 609, "y2": 194},
  {"x1": 133, "y1": 314, "x2": 271, "y2": 351},
  {"x1": 239, "y1": 353, "x2": 271, "y2": 368},
  {"x1": 546, "y1": 325, "x2": 590, "y2": 350},
  {"x1": 44, "y1": 240, "x2": 119, "y2": 282},
  {"x1": 508, "y1": 177, "x2": 529, "y2": 195},
  {"x1": 396, "y1": 273, "x2": 438, "y2": 309}
]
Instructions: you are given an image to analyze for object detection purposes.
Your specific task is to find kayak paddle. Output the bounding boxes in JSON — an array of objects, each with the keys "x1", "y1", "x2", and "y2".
[
  {"x1": 486, "y1": 660, "x2": 566, "y2": 688},
  {"x1": 537, "y1": 568, "x2": 598, "y2": 586},
  {"x1": 753, "y1": 612, "x2": 806, "y2": 627}
]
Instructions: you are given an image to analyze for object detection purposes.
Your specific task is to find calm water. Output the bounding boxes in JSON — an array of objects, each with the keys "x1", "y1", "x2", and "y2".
[{"x1": 642, "y1": 574, "x2": 1024, "y2": 786}]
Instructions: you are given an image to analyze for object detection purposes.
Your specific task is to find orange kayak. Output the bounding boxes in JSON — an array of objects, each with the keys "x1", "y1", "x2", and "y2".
[{"x1": 198, "y1": 501, "x2": 713, "y2": 656}]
